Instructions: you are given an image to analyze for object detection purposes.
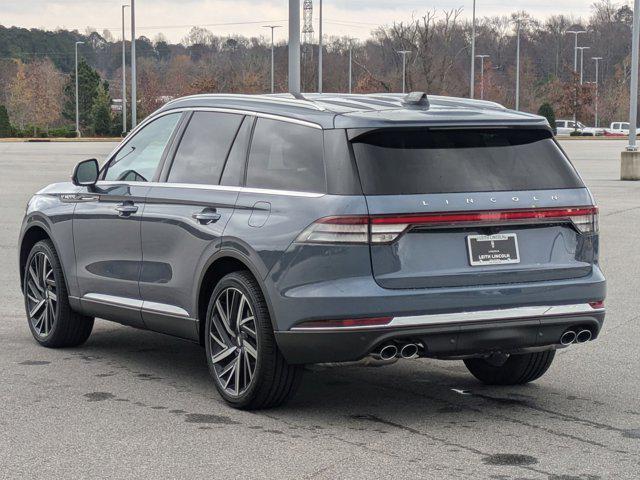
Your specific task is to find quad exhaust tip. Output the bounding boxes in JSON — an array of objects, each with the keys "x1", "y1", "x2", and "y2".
[
  {"x1": 560, "y1": 330, "x2": 577, "y2": 346},
  {"x1": 400, "y1": 343, "x2": 419, "y2": 359},
  {"x1": 377, "y1": 344, "x2": 398, "y2": 361}
]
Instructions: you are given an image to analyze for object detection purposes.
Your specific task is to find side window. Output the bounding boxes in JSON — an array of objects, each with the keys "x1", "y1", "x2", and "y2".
[
  {"x1": 167, "y1": 112, "x2": 244, "y2": 185},
  {"x1": 246, "y1": 118, "x2": 325, "y2": 193},
  {"x1": 220, "y1": 116, "x2": 254, "y2": 187},
  {"x1": 105, "y1": 113, "x2": 181, "y2": 182}
]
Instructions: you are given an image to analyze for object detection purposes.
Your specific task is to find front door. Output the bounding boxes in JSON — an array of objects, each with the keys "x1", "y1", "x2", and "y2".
[{"x1": 73, "y1": 112, "x2": 183, "y2": 327}]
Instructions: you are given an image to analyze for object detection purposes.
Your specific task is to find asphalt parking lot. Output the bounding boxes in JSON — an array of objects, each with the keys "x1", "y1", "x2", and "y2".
[{"x1": 0, "y1": 139, "x2": 638, "y2": 479}]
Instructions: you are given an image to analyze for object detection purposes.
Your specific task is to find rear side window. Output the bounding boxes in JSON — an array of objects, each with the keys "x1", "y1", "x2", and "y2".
[
  {"x1": 167, "y1": 112, "x2": 243, "y2": 185},
  {"x1": 246, "y1": 118, "x2": 325, "y2": 193},
  {"x1": 350, "y1": 128, "x2": 583, "y2": 195}
]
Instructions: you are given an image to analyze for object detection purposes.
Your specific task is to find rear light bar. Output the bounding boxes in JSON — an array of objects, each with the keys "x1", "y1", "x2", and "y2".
[{"x1": 296, "y1": 206, "x2": 598, "y2": 244}]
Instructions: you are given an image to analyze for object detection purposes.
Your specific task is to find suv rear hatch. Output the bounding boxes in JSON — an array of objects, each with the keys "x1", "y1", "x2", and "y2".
[{"x1": 349, "y1": 127, "x2": 598, "y2": 289}]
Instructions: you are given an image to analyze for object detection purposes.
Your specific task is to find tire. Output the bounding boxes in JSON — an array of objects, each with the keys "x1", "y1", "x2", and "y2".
[
  {"x1": 204, "y1": 271, "x2": 303, "y2": 410},
  {"x1": 463, "y1": 350, "x2": 555, "y2": 385},
  {"x1": 23, "y1": 239, "x2": 94, "y2": 348}
]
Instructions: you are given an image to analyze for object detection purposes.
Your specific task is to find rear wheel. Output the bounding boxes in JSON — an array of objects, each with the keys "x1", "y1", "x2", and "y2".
[
  {"x1": 464, "y1": 350, "x2": 555, "y2": 385},
  {"x1": 205, "y1": 271, "x2": 303, "y2": 409},
  {"x1": 23, "y1": 240, "x2": 94, "y2": 348}
]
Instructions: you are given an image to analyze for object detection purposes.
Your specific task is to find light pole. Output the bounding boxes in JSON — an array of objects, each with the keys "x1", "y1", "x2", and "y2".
[
  {"x1": 515, "y1": 18, "x2": 521, "y2": 111},
  {"x1": 470, "y1": 0, "x2": 476, "y2": 98},
  {"x1": 288, "y1": 0, "x2": 301, "y2": 94},
  {"x1": 397, "y1": 50, "x2": 411, "y2": 94},
  {"x1": 628, "y1": 0, "x2": 640, "y2": 152},
  {"x1": 476, "y1": 54, "x2": 490, "y2": 100},
  {"x1": 122, "y1": 4, "x2": 129, "y2": 136},
  {"x1": 592, "y1": 56, "x2": 602, "y2": 128},
  {"x1": 318, "y1": 0, "x2": 323, "y2": 93},
  {"x1": 348, "y1": 41, "x2": 353, "y2": 94},
  {"x1": 130, "y1": 0, "x2": 137, "y2": 129},
  {"x1": 566, "y1": 26, "x2": 586, "y2": 126},
  {"x1": 74, "y1": 41, "x2": 84, "y2": 138},
  {"x1": 263, "y1": 25, "x2": 281, "y2": 93},
  {"x1": 577, "y1": 46, "x2": 590, "y2": 84}
]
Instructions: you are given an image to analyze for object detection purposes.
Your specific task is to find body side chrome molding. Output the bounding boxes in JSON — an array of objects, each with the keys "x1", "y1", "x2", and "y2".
[
  {"x1": 95, "y1": 181, "x2": 325, "y2": 198},
  {"x1": 290, "y1": 303, "x2": 605, "y2": 331},
  {"x1": 82, "y1": 293, "x2": 193, "y2": 320}
]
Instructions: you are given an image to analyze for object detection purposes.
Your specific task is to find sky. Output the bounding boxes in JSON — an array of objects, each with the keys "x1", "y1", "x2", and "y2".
[{"x1": 0, "y1": 0, "x2": 615, "y2": 43}]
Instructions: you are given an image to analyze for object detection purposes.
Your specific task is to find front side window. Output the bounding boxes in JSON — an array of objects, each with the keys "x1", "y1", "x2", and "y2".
[
  {"x1": 167, "y1": 112, "x2": 244, "y2": 185},
  {"x1": 246, "y1": 118, "x2": 325, "y2": 193},
  {"x1": 104, "y1": 113, "x2": 181, "y2": 182}
]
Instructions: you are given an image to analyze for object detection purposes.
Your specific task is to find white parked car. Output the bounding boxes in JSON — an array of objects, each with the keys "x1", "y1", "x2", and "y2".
[
  {"x1": 605, "y1": 122, "x2": 630, "y2": 136},
  {"x1": 555, "y1": 120, "x2": 603, "y2": 136}
]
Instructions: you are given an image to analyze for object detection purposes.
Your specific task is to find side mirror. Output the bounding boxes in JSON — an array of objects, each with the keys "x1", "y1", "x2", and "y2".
[{"x1": 72, "y1": 159, "x2": 99, "y2": 187}]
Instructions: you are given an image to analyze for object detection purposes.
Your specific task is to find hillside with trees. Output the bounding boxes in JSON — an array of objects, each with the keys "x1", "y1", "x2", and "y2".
[{"x1": 0, "y1": 0, "x2": 635, "y2": 136}]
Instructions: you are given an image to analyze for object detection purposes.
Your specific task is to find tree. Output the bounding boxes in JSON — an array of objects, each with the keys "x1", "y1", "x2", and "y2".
[
  {"x1": 29, "y1": 59, "x2": 65, "y2": 134},
  {"x1": 62, "y1": 58, "x2": 101, "y2": 133},
  {"x1": 0, "y1": 105, "x2": 11, "y2": 137},
  {"x1": 7, "y1": 60, "x2": 32, "y2": 131},
  {"x1": 91, "y1": 82, "x2": 112, "y2": 135},
  {"x1": 538, "y1": 103, "x2": 556, "y2": 133}
]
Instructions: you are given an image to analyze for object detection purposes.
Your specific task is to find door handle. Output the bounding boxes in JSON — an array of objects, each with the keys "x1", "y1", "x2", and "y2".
[
  {"x1": 115, "y1": 202, "x2": 139, "y2": 216},
  {"x1": 192, "y1": 209, "x2": 221, "y2": 225}
]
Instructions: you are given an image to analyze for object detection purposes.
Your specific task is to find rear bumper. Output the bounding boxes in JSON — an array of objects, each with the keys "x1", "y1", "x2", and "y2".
[{"x1": 275, "y1": 308, "x2": 605, "y2": 364}]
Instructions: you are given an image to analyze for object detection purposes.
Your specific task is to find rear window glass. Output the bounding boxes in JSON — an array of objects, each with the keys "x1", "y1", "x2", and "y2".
[{"x1": 350, "y1": 128, "x2": 583, "y2": 195}]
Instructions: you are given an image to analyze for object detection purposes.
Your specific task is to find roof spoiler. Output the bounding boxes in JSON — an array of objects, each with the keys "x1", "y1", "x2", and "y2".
[{"x1": 402, "y1": 92, "x2": 430, "y2": 109}]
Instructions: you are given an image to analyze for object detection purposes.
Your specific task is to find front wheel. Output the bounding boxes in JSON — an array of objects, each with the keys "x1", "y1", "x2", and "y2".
[
  {"x1": 464, "y1": 350, "x2": 555, "y2": 385},
  {"x1": 23, "y1": 240, "x2": 94, "y2": 348},
  {"x1": 205, "y1": 271, "x2": 303, "y2": 409}
]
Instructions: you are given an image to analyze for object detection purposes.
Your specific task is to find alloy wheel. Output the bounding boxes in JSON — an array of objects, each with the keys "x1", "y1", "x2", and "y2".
[
  {"x1": 25, "y1": 251, "x2": 57, "y2": 337},
  {"x1": 209, "y1": 287, "x2": 258, "y2": 397}
]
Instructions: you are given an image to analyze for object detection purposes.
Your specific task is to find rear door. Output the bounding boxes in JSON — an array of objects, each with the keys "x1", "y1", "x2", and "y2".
[
  {"x1": 350, "y1": 127, "x2": 597, "y2": 289},
  {"x1": 139, "y1": 110, "x2": 246, "y2": 339}
]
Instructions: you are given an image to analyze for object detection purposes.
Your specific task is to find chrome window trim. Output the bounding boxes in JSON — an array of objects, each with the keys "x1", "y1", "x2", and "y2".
[
  {"x1": 290, "y1": 303, "x2": 604, "y2": 331},
  {"x1": 94, "y1": 181, "x2": 325, "y2": 198}
]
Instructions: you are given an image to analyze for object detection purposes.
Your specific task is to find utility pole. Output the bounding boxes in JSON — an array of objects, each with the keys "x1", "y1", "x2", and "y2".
[
  {"x1": 263, "y1": 25, "x2": 281, "y2": 93},
  {"x1": 476, "y1": 54, "x2": 490, "y2": 100},
  {"x1": 397, "y1": 50, "x2": 411, "y2": 94},
  {"x1": 515, "y1": 19, "x2": 521, "y2": 111},
  {"x1": 592, "y1": 56, "x2": 602, "y2": 128},
  {"x1": 130, "y1": 0, "x2": 137, "y2": 129},
  {"x1": 75, "y1": 41, "x2": 84, "y2": 138},
  {"x1": 289, "y1": 0, "x2": 301, "y2": 94},
  {"x1": 577, "y1": 46, "x2": 590, "y2": 84},
  {"x1": 621, "y1": 0, "x2": 640, "y2": 179},
  {"x1": 122, "y1": 4, "x2": 129, "y2": 136},
  {"x1": 318, "y1": 0, "x2": 323, "y2": 93},
  {"x1": 348, "y1": 41, "x2": 353, "y2": 94},
  {"x1": 470, "y1": 0, "x2": 476, "y2": 98}
]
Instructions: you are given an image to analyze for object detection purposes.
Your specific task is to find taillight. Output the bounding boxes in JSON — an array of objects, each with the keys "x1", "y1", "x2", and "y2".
[
  {"x1": 294, "y1": 316, "x2": 393, "y2": 329},
  {"x1": 295, "y1": 206, "x2": 599, "y2": 245}
]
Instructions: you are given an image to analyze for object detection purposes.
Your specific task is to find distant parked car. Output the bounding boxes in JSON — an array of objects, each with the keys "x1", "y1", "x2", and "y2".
[{"x1": 605, "y1": 122, "x2": 630, "y2": 136}]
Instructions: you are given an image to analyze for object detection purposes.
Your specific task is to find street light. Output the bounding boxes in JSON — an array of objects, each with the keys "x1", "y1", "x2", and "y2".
[
  {"x1": 470, "y1": 0, "x2": 477, "y2": 98},
  {"x1": 514, "y1": 18, "x2": 521, "y2": 111},
  {"x1": 592, "y1": 56, "x2": 602, "y2": 128},
  {"x1": 566, "y1": 25, "x2": 586, "y2": 126},
  {"x1": 122, "y1": 4, "x2": 129, "y2": 136},
  {"x1": 476, "y1": 54, "x2": 490, "y2": 100},
  {"x1": 288, "y1": 0, "x2": 300, "y2": 94},
  {"x1": 577, "y1": 46, "x2": 590, "y2": 84},
  {"x1": 621, "y1": 0, "x2": 640, "y2": 179},
  {"x1": 263, "y1": 25, "x2": 282, "y2": 93},
  {"x1": 397, "y1": 50, "x2": 412, "y2": 94},
  {"x1": 130, "y1": 0, "x2": 137, "y2": 129},
  {"x1": 74, "y1": 41, "x2": 84, "y2": 138},
  {"x1": 348, "y1": 40, "x2": 353, "y2": 94},
  {"x1": 318, "y1": 0, "x2": 323, "y2": 93}
]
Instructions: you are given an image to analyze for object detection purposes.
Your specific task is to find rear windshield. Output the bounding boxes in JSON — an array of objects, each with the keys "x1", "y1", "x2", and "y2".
[{"x1": 350, "y1": 128, "x2": 583, "y2": 195}]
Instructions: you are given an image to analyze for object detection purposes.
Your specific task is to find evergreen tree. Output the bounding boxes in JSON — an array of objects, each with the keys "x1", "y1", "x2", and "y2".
[
  {"x1": 62, "y1": 59, "x2": 101, "y2": 133},
  {"x1": 91, "y1": 83, "x2": 113, "y2": 135},
  {"x1": 538, "y1": 103, "x2": 556, "y2": 134},
  {"x1": 0, "y1": 105, "x2": 11, "y2": 137}
]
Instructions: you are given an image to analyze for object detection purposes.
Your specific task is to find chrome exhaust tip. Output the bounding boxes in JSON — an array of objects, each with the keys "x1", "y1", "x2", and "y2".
[
  {"x1": 560, "y1": 330, "x2": 577, "y2": 346},
  {"x1": 399, "y1": 343, "x2": 419, "y2": 359},
  {"x1": 576, "y1": 329, "x2": 592, "y2": 343},
  {"x1": 377, "y1": 344, "x2": 398, "y2": 361}
]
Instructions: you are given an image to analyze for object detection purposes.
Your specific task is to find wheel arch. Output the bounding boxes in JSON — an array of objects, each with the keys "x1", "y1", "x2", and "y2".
[
  {"x1": 195, "y1": 251, "x2": 276, "y2": 346},
  {"x1": 19, "y1": 222, "x2": 56, "y2": 292}
]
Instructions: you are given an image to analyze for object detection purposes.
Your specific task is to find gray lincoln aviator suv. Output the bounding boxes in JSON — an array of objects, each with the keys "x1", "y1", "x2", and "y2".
[{"x1": 19, "y1": 93, "x2": 606, "y2": 409}]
